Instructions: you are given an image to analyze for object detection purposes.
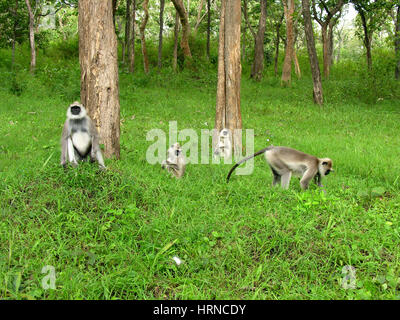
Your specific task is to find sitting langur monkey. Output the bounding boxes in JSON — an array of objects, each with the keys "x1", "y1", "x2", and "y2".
[
  {"x1": 161, "y1": 143, "x2": 186, "y2": 178},
  {"x1": 214, "y1": 128, "x2": 232, "y2": 159},
  {"x1": 227, "y1": 146, "x2": 333, "y2": 190},
  {"x1": 60, "y1": 102, "x2": 106, "y2": 169}
]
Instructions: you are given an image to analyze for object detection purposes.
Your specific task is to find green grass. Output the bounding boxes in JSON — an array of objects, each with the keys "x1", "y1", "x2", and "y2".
[{"x1": 1, "y1": 52, "x2": 400, "y2": 299}]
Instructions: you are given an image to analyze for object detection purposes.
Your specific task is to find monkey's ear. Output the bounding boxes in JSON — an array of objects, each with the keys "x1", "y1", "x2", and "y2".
[{"x1": 322, "y1": 161, "x2": 328, "y2": 165}]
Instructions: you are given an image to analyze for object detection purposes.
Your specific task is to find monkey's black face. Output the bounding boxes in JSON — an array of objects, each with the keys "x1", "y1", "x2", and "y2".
[
  {"x1": 325, "y1": 169, "x2": 331, "y2": 176},
  {"x1": 175, "y1": 150, "x2": 180, "y2": 156},
  {"x1": 71, "y1": 106, "x2": 81, "y2": 115}
]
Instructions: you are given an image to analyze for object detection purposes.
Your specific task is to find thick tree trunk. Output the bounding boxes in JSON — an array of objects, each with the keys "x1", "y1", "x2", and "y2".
[
  {"x1": 171, "y1": 0, "x2": 192, "y2": 64},
  {"x1": 173, "y1": 11, "x2": 180, "y2": 72},
  {"x1": 396, "y1": 5, "x2": 400, "y2": 79},
  {"x1": 129, "y1": 0, "x2": 136, "y2": 73},
  {"x1": 302, "y1": 0, "x2": 323, "y2": 105},
  {"x1": 250, "y1": 0, "x2": 267, "y2": 81},
  {"x1": 158, "y1": 0, "x2": 165, "y2": 69},
  {"x1": 78, "y1": 0, "x2": 121, "y2": 159},
  {"x1": 25, "y1": 0, "x2": 36, "y2": 73},
  {"x1": 124, "y1": 0, "x2": 132, "y2": 63},
  {"x1": 281, "y1": 0, "x2": 294, "y2": 86},
  {"x1": 214, "y1": 0, "x2": 242, "y2": 156},
  {"x1": 140, "y1": 0, "x2": 150, "y2": 74}
]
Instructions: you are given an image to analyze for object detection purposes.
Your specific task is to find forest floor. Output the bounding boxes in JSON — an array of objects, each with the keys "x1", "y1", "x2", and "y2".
[{"x1": 1, "y1": 60, "x2": 400, "y2": 299}]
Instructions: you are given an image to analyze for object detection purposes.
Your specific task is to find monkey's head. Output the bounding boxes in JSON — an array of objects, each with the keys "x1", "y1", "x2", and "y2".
[
  {"x1": 168, "y1": 143, "x2": 182, "y2": 159},
  {"x1": 319, "y1": 158, "x2": 334, "y2": 176},
  {"x1": 67, "y1": 102, "x2": 87, "y2": 119}
]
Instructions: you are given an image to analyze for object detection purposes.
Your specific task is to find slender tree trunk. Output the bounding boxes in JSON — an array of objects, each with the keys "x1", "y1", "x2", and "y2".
[
  {"x1": 193, "y1": 0, "x2": 205, "y2": 34},
  {"x1": 129, "y1": 0, "x2": 136, "y2": 73},
  {"x1": 140, "y1": 0, "x2": 149, "y2": 74},
  {"x1": 158, "y1": 0, "x2": 165, "y2": 69},
  {"x1": 12, "y1": 0, "x2": 18, "y2": 70},
  {"x1": 207, "y1": 0, "x2": 211, "y2": 58},
  {"x1": 124, "y1": 0, "x2": 132, "y2": 63},
  {"x1": 302, "y1": 0, "x2": 323, "y2": 105},
  {"x1": 214, "y1": 0, "x2": 242, "y2": 156},
  {"x1": 395, "y1": 4, "x2": 400, "y2": 79},
  {"x1": 293, "y1": 50, "x2": 301, "y2": 78},
  {"x1": 173, "y1": 11, "x2": 180, "y2": 72},
  {"x1": 250, "y1": 0, "x2": 267, "y2": 81},
  {"x1": 25, "y1": 0, "x2": 36, "y2": 73},
  {"x1": 274, "y1": 14, "x2": 284, "y2": 77},
  {"x1": 171, "y1": 0, "x2": 192, "y2": 65},
  {"x1": 281, "y1": 0, "x2": 294, "y2": 86},
  {"x1": 359, "y1": 10, "x2": 372, "y2": 70},
  {"x1": 242, "y1": 0, "x2": 248, "y2": 61},
  {"x1": 79, "y1": 0, "x2": 121, "y2": 158},
  {"x1": 328, "y1": 19, "x2": 335, "y2": 67}
]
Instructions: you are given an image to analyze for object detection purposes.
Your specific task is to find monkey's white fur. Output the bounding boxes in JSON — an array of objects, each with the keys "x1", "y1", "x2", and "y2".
[{"x1": 161, "y1": 143, "x2": 186, "y2": 178}]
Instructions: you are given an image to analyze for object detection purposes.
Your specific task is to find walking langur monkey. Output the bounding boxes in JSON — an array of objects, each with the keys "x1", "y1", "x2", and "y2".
[
  {"x1": 227, "y1": 146, "x2": 333, "y2": 190},
  {"x1": 161, "y1": 143, "x2": 186, "y2": 178},
  {"x1": 60, "y1": 102, "x2": 106, "y2": 169}
]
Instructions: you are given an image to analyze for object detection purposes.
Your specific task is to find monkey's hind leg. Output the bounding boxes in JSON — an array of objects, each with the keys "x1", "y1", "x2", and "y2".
[
  {"x1": 280, "y1": 171, "x2": 292, "y2": 190},
  {"x1": 269, "y1": 166, "x2": 281, "y2": 187},
  {"x1": 67, "y1": 138, "x2": 78, "y2": 168}
]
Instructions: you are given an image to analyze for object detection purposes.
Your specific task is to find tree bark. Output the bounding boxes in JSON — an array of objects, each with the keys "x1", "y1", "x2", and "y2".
[
  {"x1": 302, "y1": 0, "x2": 323, "y2": 105},
  {"x1": 173, "y1": 11, "x2": 180, "y2": 72},
  {"x1": 129, "y1": 0, "x2": 136, "y2": 73},
  {"x1": 25, "y1": 0, "x2": 36, "y2": 73},
  {"x1": 281, "y1": 0, "x2": 295, "y2": 86},
  {"x1": 140, "y1": 0, "x2": 150, "y2": 74},
  {"x1": 214, "y1": 0, "x2": 242, "y2": 156},
  {"x1": 250, "y1": 0, "x2": 267, "y2": 81},
  {"x1": 78, "y1": 0, "x2": 121, "y2": 159},
  {"x1": 171, "y1": 0, "x2": 192, "y2": 65},
  {"x1": 359, "y1": 9, "x2": 372, "y2": 70},
  {"x1": 158, "y1": 0, "x2": 165, "y2": 69},
  {"x1": 12, "y1": 0, "x2": 18, "y2": 70},
  {"x1": 395, "y1": 4, "x2": 400, "y2": 79}
]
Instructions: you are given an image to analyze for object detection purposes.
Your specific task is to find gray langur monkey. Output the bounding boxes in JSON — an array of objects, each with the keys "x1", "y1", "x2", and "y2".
[
  {"x1": 227, "y1": 146, "x2": 333, "y2": 190},
  {"x1": 161, "y1": 143, "x2": 186, "y2": 178},
  {"x1": 214, "y1": 128, "x2": 232, "y2": 159},
  {"x1": 60, "y1": 102, "x2": 106, "y2": 169}
]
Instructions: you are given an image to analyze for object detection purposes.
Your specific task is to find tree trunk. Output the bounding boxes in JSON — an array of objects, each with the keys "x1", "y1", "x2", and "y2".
[
  {"x1": 328, "y1": 19, "x2": 335, "y2": 67},
  {"x1": 274, "y1": 14, "x2": 284, "y2": 77},
  {"x1": 124, "y1": 0, "x2": 132, "y2": 63},
  {"x1": 193, "y1": 0, "x2": 205, "y2": 34},
  {"x1": 129, "y1": 0, "x2": 136, "y2": 73},
  {"x1": 171, "y1": 0, "x2": 192, "y2": 65},
  {"x1": 25, "y1": 0, "x2": 36, "y2": 73},
  {"x1": 281, "y1": 0, "x2": 294, "y2": 86},
  {"x1": 396, "y1": 4, "x2": 400, "y2": 79},
  {"x1": 302, "y1": 0, "x2": 323, "y2": 105},
  {"x1": 250, "y1": 0, "x2": 267, "y2": 81},
  {"x1": 78, "y1": 0, "x2": 121, "y2": 159},
  {"x1": 293, "y1": 50, "x2": 301, "y2": 78},
  {"x1": 158, "y1": 0, "x2": 165, "y2": 69},
  {"x1": 214, "y1": 0, "x2": 242, "y2": 156},
  {"x1": 207, "y1": 0, "x2": 211, "y2": 58},
  {"x1": 173, "y1": 11, "x2": 180, "y2": 72},
  {"x1": 359, "y1": 9, "x2": 372, "y2": 70},
  {"x1": 242, "y1": 0, "x2": 248, "y2": 61},
  {"x1": 12, "y1": 0, "x2": 18, "y2": 70},
  {"x1": 140, "y1": 0, "x2": 150, "y2": 74},
  {"x1": 321, "y1": 24, "x2": 330, "y2": 78}
]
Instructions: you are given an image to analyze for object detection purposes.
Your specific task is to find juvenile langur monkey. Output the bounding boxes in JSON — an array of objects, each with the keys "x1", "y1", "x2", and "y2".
[
  {"x1": 161, "y1": 143, "x2": 186, "y2": 178},
  {"x1": 214, "y1": 128, "x2": 232, "y2": 159},
  {"x1": 227, "y1": 146, "x2": 333, "y2": 190},
  {"x1": 60, "y1": 102, "x2": 106, "y2": 169}
]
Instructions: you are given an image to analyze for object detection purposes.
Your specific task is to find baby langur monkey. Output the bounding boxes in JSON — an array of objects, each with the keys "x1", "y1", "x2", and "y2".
[
  {"x1": 161, "y1": 143, "x2": 186, "y2": 178},
  {"x1": 227, "y1": 146, "x2": 333, "y2": 190},
  {"x1": 60, "y1": 102, "x2": 106, "y2": 169},
  {"x1": 214, "y1": 128, "x2": 232, "y2": 159}
]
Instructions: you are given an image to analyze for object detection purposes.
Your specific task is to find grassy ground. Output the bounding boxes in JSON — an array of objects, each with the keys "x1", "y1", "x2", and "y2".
[{"x1": 1, "y1": 54, "x2": 400, "y2": 299}]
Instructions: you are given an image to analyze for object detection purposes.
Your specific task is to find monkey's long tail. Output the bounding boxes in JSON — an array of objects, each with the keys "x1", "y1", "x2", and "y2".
[{"x1": 226, "y1": 147, "x2": 271, "y2": 183}]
